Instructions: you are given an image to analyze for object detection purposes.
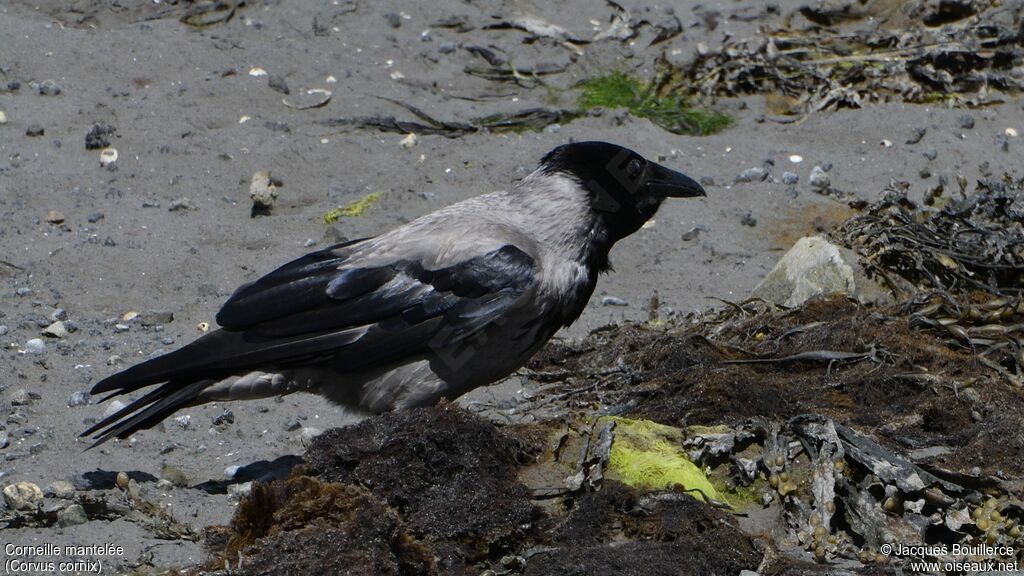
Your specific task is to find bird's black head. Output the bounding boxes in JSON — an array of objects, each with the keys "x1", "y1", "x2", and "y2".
[{"x1": 539, "y1": 141, "x2": 705, "y2": 243}]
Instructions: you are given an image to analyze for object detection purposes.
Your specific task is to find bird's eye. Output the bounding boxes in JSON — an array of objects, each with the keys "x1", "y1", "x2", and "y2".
[{"x1": 626, "y1": 159, "x2": 643, "y2": 178}]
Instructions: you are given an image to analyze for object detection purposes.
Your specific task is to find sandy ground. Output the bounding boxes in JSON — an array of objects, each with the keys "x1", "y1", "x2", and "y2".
[{"x1": 0, "y1": 0, "x2": 1021, "y2": 572}]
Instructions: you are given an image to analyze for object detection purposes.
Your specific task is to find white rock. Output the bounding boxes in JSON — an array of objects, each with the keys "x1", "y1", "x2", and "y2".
[
  {"x1": 3, "y1": 482, "x2": 44, "y2": 511},
  {"x1": 750, "y1": 236, "x2": 892, "y2": 307}
]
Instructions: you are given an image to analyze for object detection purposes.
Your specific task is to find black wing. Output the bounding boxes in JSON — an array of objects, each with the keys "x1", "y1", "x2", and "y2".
[{"x1": 82, "y1": 242, "x2": 536, "y2": 445}]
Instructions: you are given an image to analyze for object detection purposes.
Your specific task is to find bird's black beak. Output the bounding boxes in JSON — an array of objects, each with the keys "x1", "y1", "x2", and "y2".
[{"x1": 644, "y1": 162, "x2": 706, "y2": 198}]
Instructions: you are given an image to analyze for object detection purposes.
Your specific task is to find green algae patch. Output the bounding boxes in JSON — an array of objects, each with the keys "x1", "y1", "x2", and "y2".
[
  {"x1": 577, "y1": 73, "x2": 731, "y2": 136},
  {"x1": 603, "y1": 417, "x2": 722, "y2": 503},
  {"x1": 322, "y1": 191, "x2": 381, "y2": 223}
]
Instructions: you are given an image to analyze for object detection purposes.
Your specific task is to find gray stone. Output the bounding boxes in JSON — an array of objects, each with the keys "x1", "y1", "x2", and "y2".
[
  {"x1": 750, "y1": 236, "x2": 892, "y2": 307},
  {"x1": 439, "y1": 42, "x2": 457, "y2": 54},
  {"x1": 267, "y1": 74, "x2": 290, "y2": 95},
  {"x1": 49, "y1": 308, "x2": 67, "y2": 321},
  {"x1": 44, "y1": 480, "x2": 76, "y2": 499},
  {"x1": 140, "y1": 310, "x2": 174, "y2": 326},
  {"x1": 3, "y1": 481, "x2": 44, "y2": 511},
  {"x1": 383, "y1": 11, "x2": 401, "y2": 28},
  {"x1": 0, "y1": 325, "x2": 8, "y2": 336},
  {"x1": 224, "y1": 465, "x2": 242, "y2": 479},
  {"x1": 0, "y1": 430, "x2": 9, "y2": 449},
  {"x1": 38, "y1": 80, "x2": 62, "y2": 96},
  {"x1": 782, "y1": 171, "x2": 799, "y2": 185},
  {"x1": 808, "y1": 165, "x2": 830, "y2": 191},
  {"x1": 41, "y1": 320, "x2": 68, "y2": 338},
  {"x1": 958, "y1": 114, "x2": 974, "y2": 129},
  {"x1": 68, "y1": 390, "x2": 90, "y2": 407},
  {"x1": 57, "y1": 503, "x2": 89, "y2": 527},
  {"x1": 601, "y1": 296, "x2": 629, "y2": 307},
  {"x1": 735, "y1": 166, "x2": 768, "y2": 183},
  {"x1": 24, "y1": 338, "x2": 46, "y2": 354}
]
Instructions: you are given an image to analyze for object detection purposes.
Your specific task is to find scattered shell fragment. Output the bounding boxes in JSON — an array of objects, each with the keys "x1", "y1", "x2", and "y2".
[
  {"x1": 122, "y1": 311, "x2": 139, "y2": 322},
  {"x1": 99, "y1": 147, "x2": 119, "y2": 167},
  {"x1": 390, "y1": 71, "x2": 405, "y2": 81},
  {"x1": 325, "y1": 75, "x2": 337, "y2": 84},
  {"x1": 880, "y1": 139, "x2": 893, "y2": 148},
  {"x1": 400, "y1": 133, "x2": 418, "y2": 148},
  {"x1": 45, "y1": 210, "x2": 65, "y2": 224},
  {"x1": 282, "y1": 88, "x2": 332, "y2": 110},
  {"x1": 239, "y1": 115, "x2": 251, "y2": 124},
  {"x1": 789, "y1": 154, "x2": 803, "y2": 163},
  {"x1": 197, "y1": 321, "x2": 210, "y2": 333},
  {"x1": 0, "y1": 110, "x2": 7, "y2": 124},
  {"x1": 248, "y1": 67, "x2": 268, "y2": 77},
  {"x1": 1007, "y1": 128, "x2": 1019, "y2": 137}
]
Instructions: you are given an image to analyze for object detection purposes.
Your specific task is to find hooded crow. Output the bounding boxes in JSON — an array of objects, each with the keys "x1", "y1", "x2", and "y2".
[{"x1": 82, "y1": 141, "x2": 705, "y2": 446}]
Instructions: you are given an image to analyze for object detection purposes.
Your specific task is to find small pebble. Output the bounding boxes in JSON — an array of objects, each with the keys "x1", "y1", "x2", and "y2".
[
  {"x1": 0, "y1": 110, "x2": 7, "y2": 124},
  {"x1": 601, "y1": 296, "x2": 629, "y2": 307},
  {"x1": 41, "y1": 321, "x2": 68, "y2": 338},
  {"x1": 57, "y1": 504, "x2": 89, "y2": 527},
  {"x1": 905, "y1": 127, "x2": 926, "y2": 145},
  {"x1": 38, "y1": 80, "x2": 62, "y2": 96},
  {"x1": 24, "y1": 338, "x2": 46, "y2": 355},
  {"x1": 809, "y1": 165, "x2": 830, "y2": 191},
  {"x1": 781, "y1": 171, "x2": 798, "y2": 185},
  {"x1": 213, "y1": 410, "x2": 235, "y2": 427},
  {"x1": 87, "y1": 212, "x2": 104, "y2": 223},
  {"x1": 168, "y1": 198, "x2": 196, "y2": 211},
  {"x1": 400, "y1": 133, "x2": 418, "y2": 148},
  {"x1": 740, "y1": 213, "x2": 757, "y2": 227},
  {"x1": 44, "y1": 480, "x2": 76, "y2": 499},
  {"x1": 0, "y1": 325, "x2": 8, "y2": 336},
  {"x1": 50, "y1": 308, "x2": 67, "y2": 321},
  {"x1": 224, "y1": 465, "x2": 242, "y2": 479},
  {"x1": 383, "y1": 11, "x2": 401, "y2": 28},
  {"x1": 140, "y1": 310, "x2": 174, "y2": 326},
  {"x1": 958, "y1": 114, "x2": 975, "y2": 129},
  {"x1": 439, "y1": 42, "x2": 457, "y2": 54},
  {"x1": 0, "y1": 430, "x2": 8, "y2": 449},
  {"x1": 99, "y1": 147, "x2": 118, "y2": 167},
  {"x1": 26, "y1": 124, "x2": 44, "y2": 137},
  {"x1": 699, "y1": 176, "x2": 715, "y2": 187},
  {"x1": 923, "y1": 148, "x2": 938, "y2": 161},
  {"x1": 284, "y1": 418, "x2": 302, "y2": 431},
  {"x1": 84, "y1": 123, "x2": 116, "y2": 150},
  {"x1": 735, "y1": 166, "x2": 768, "y2": 183},
  {"x1": 267, "y1": 74, "x2": 290, "y2": 95},
  {"x1": 68, "y1": 390, "x2": 90, "y2": 407},
  {"x1": 174, "y1": 414, "x2": 192, "y2": 429},
  {"x1": 788, "y1": 154, "x2": 803, "y2": 163}
]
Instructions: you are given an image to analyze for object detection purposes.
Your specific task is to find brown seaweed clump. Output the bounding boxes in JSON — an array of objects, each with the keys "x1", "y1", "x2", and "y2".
[
  {"x1": 209, "y1": 476, "x2": 434, "y2": 576},
  {"x1": 303, "y1": 402, "x2": 541, "y2": 572}
]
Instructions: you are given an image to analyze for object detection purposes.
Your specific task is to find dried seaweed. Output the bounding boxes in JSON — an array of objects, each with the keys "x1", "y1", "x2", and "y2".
[
  {"x1": 665, "y1": 1, "x2": 1024, "y2": 113},
  {"x1": 321, "y1": 98, "x2": 579, "y2": 137}
]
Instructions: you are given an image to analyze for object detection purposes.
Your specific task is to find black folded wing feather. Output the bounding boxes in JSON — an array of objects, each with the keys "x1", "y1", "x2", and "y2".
[{"x1": 82, "y1": 242, "x2": 536, "y2": 445}]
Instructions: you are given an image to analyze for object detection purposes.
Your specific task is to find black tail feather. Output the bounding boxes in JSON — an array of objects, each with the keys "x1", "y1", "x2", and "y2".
[{"x1": 81, "y1": 380, "x2": 211, "y2": 449}]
